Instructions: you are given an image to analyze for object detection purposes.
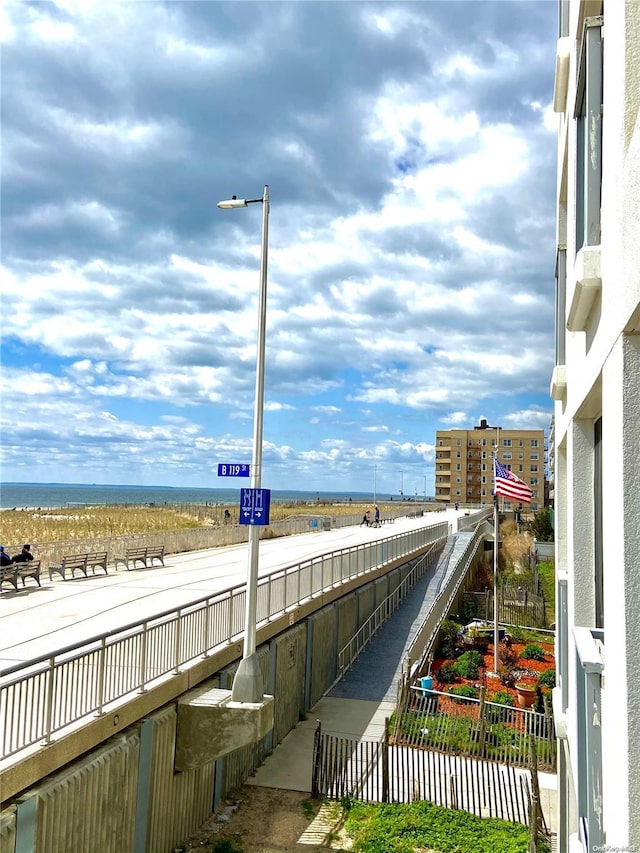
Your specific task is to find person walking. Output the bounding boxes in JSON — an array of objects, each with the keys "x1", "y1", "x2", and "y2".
[
  {"x1": 374, "y1": 505, "x2": 380, "y2": 527},
  {"x1": 360, "y1": 510, "x2": 371, "y2": 527}
]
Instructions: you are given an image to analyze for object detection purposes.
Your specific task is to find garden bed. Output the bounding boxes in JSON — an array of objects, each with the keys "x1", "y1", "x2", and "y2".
[{"x1": 431, "y1": 639, "x2": 555, "y2": 709}]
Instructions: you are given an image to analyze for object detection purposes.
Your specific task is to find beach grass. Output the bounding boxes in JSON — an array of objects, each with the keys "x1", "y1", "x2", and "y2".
[{"x1": 0, "y1": 500, "x2": 414, "y2": 546}]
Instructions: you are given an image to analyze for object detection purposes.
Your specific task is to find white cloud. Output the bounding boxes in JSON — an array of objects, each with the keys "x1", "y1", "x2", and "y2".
[{"x1": 0, "y1": 0, "x2": 556, "y2": 493}]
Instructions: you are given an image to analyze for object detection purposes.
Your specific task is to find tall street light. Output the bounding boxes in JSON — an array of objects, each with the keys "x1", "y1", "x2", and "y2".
[{"x1": 217, "y1": 185, "x2": 270, "y2": 703}]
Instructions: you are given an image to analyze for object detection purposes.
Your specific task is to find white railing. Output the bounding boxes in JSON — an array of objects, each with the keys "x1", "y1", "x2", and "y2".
[{"x1": 1, "y1": 521, "x2": 448, "y2": 762}]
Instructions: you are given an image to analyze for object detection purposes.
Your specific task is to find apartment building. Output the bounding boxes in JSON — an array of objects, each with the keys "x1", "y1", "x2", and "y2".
[
  {"x1": 434, "y1": 418, "x2": 544, "y2": 510},
  {"x1": 550, "y1": 0, "x2": 640, "y2": 850}
]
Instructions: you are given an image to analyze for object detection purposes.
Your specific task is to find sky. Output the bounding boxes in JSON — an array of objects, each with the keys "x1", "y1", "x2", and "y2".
[{"x1": 0, "y1": 0, "x2": 558, "y2": 497}]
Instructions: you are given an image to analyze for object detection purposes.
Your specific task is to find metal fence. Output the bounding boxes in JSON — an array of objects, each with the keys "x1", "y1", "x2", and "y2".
[
  {"x1": 393, "y1": 684, "x2": 556, "y2": 772},
  {"x1": 1, "y1": 521, "x2": 448, "y2": 763},
  {"x1": 311, "y1": 720, "x2": 534, "y2": 826}
]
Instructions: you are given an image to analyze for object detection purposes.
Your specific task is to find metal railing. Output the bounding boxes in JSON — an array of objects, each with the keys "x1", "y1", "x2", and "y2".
[
  {"x1": 1, "y1": 520, "x2": 448, "y2": 762},
  {"x1": 403, "y1": 524, "x2": 486, "y2": 676},
  {"x1": 337, "y1": 539, "x2": 445, "y2": 680}
]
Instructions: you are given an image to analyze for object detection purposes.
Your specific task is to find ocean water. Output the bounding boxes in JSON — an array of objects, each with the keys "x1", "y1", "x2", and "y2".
[{"x1": 0, "y1": 482, "x2": 381, "y2": 510}]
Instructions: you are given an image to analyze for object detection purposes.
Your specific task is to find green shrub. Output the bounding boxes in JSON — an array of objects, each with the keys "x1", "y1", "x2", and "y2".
[
  {"x1": 522, "y1": 643, "x2": 546, "y2": 661},
  {"x1": 506, "y1": 625, "x2": 528, "y2": 643},
  {"x1": 449, "y1": 685, "x2": 479, "y2": 701},
  {"x1": 537, "y1": 668, "x2": 556, "y2": 689},
  {"x1": 455, "y1": 650, "x2": 484, "y2": 680},
  {"x1": 488, "y1": 690, "x2": 514, "y2": 707},
  {"x1": 438, "y1": 619, "x2": 462, "y2": 659},
  {"x1": 436, "y1": 662, "x2": 458, "y2": 684}
]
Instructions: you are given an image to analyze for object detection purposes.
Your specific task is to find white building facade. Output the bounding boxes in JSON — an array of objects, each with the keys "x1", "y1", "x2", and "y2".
[{"x1": 550, "y1": 1, "x2": 640, "y2": 851}]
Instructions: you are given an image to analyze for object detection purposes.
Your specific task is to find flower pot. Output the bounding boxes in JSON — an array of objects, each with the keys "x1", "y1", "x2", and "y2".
[{"x1": 515, "y1": 684, "x2": 536, "y2": 708}]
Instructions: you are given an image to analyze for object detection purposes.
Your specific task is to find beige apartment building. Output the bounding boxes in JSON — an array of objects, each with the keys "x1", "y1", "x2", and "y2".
[{"x1": 434, "y1": 418, "x2": 544, "y2": 510}]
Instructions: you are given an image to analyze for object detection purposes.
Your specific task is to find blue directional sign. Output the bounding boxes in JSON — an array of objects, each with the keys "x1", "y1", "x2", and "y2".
[
  {"x1": 217, "y1": 463, "x2": 251, "y2": 478},
  {"x1": 239, "y1": 488, "x2": 271, "y2": 526}
]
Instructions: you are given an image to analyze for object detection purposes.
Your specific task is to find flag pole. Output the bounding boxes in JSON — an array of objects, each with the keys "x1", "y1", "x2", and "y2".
[
  {"x1": 493, "y1": 469, "x2": 499, "y2": 674},
  {"x1": 492, "y1": 424, "x2": 500, "y2": 675}
]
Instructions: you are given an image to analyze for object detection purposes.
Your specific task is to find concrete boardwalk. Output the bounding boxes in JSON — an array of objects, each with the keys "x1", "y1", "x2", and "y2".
[{"x1": 0, "y1": 511, "x2": 451, "y2": 669}]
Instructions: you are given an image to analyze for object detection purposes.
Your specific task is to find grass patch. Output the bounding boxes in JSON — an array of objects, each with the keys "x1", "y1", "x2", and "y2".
[
  {"x1": 1, "y1": 501, "x2": 441, "y2": 546},
  {"x1": 301, "y1": 799, "x2": 316, "y2": 820},
  {"x1": 342, "y1": 798, "x2": 549, "y2": 853}
]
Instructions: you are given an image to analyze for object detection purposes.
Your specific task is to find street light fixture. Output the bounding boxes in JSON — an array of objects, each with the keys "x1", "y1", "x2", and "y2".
[{"x1": 217, "y1": 185, "x2": 270, "y2": 703}]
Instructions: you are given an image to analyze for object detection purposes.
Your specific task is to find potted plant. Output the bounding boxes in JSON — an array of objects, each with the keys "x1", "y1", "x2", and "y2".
[{"x1": 515, "y1": 677, "x2": 537, "y2": 708}]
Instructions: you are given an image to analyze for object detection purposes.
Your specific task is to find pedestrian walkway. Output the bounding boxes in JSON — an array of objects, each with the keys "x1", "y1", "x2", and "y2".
[{"x1": 247, "y1": 530, "x2": 557, "y2": 835}]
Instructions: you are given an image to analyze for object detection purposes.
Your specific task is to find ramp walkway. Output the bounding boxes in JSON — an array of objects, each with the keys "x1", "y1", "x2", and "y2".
[{"x1": 247, "y1": 530, "x2": 557, "y2": 834}]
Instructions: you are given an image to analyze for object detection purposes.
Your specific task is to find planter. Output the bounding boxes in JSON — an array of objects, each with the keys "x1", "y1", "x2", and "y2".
[{"x1": 515, "y1": 683, "x2": 536, "y2": 709}]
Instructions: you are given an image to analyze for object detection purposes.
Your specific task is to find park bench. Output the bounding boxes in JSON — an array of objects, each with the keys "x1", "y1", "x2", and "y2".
[
  {"x1": 48, "y1": 551, "x2": 108, "y2": 581},
  {"x1": 1, "y1": 560, "x2": 42, "y2": 591},
  {"x1": 115, "y1": 545, "x2": 165, "y2": 571}
]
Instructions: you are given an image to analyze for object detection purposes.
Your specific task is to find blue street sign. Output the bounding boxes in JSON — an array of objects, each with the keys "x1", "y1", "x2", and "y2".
[
  {"x1": 239, "y1": 488, "x2": 271, "y2": 526},
  {"x1": 217, "y1": 463, "x2": 251, "y2": 477}
]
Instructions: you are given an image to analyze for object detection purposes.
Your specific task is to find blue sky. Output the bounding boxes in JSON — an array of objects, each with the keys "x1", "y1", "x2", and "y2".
[{"x1": 1, "y1": 0, "x2": 557, "y2": 496}]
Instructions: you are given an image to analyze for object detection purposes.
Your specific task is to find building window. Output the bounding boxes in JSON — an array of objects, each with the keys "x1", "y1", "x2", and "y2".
[
  {"x1": 518, "y1": 465, "x2": 524, "y2": 473},
  {"x1": 503, "y1": 439, "x2": 512, "y2": 447},
  {"x1": 519, "y1": 439, "x2": 523, "y2": 447},
  {"x1": 530, "y1": 440, "x2": 538, "y2": 448},
  {"x1": 555, "y1": 248, "x2": 567, "y2": 366},
  {"x1": 575, "y1": 17, "x2": 603, "y2": 252},
  {"x1": 503, "y1": 452, "x2": 512, "y2": 460},
  {"x1": 531, "y1": 465, "x2": 538, "y2": 473},
  {"x1": 594, "y1": 417, "x2": 603, "y2": 627},
  {"x1": 531, "y1": 453, "x2": 539, "y2": 460}
]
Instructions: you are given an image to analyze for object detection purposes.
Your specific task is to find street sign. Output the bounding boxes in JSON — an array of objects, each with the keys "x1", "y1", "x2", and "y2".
[
  {"x1": 239, "y1": 488, "x2": 271, "y2": 525},
  {"x1": 217, "y1": 463, "x2": 251, "y2": 477}
]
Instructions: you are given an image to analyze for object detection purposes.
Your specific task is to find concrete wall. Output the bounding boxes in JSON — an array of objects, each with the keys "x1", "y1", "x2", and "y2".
[{"x1": 0, "y1": 553, "x2": 434, "y2": 853}]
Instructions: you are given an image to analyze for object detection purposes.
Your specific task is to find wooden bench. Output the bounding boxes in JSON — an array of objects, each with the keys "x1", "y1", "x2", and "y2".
[
  {"x1": 115, "y1": 545, "x2": 165, "y2": 571},
  {"x1": 48, "y1": 551, "x2": 108, "y2": 581},
  {"x1": 1, "y1": 561, "x2": 42, "y2": 591}
]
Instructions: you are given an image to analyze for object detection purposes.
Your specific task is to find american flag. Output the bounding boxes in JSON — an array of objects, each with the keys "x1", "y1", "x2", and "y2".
[{"x1": 494, "y1": 457, "x2": 533, "y2": 504}]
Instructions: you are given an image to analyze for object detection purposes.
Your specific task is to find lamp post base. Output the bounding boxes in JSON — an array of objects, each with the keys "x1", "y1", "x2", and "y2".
[{"x1": 231, "y1": 652, "x2": 264, "y2": 703}]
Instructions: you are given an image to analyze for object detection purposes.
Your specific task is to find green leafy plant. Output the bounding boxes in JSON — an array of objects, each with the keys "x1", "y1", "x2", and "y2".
[
  {"x1": 301, "y1": 799, "x2": 315, "y2": 820},
  {"x1": 455, "y1": 650, "x2": 484, "y2": 680},
  {"x1": 437, "y1": 619, "x2": 463, "y2": 659},
  {"x1": 537, "y1": 668, "x2": 556, "y2": 689},
  {"x1": 522, "y1": 643, "x2": 546, "y2": 661},
  {"x1": 436, "y1": 662, "x2": 458, "y2": 684},
  {"x1": 529, "y1": 506, "x2": 554, "y2": 541},
  {"x1": 342, "y1": 797, "x2": 549, "y2": 853},
  {"x1": 448, "y1": 684, "x2": 479, "y2": 701},
  {"x1": 488, "y1": 690, "x2": 515, "y2": 707}
]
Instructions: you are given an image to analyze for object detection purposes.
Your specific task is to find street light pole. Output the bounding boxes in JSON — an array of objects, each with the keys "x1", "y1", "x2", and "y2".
[{"x1": 217, "y1": 185, "x2": 270, "y2": 703}]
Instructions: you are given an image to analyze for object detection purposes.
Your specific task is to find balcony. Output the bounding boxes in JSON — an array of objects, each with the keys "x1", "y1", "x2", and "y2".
[{"x1": 555, "y1": 578, "x2": 604, "y2": 853}]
